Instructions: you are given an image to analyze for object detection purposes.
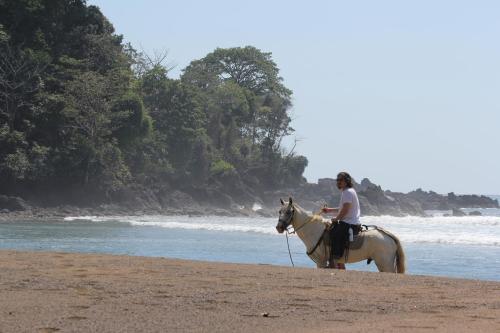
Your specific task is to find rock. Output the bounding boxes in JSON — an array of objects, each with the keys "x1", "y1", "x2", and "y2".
[
  {"x1": 406, "y1": 189, "x2": 449, "y2": 210},
  {"x1": 468, "y1": 210, "x2": 482, "y2": 216},
  {"x1": 112, "y1": 186, "x2": 162, "y2": 211},
  {"x1": 160, "y1": 190, "x2": 198, "y2": 210},
  {"x1": 357, "y1": 178, "x2": 380, "y2": 192},
  {"x1": 318, "y1": 178, "x2": 336, "y2": 191},
  {"x1": 448, "y1": 192, "x2": 499, "y2": 208},
  {"x1": 0, "y1": 195, "x2": 31, "y2": 211},
  {"x1": 452, "y1": 208, "x2": 466, "y2": 216}
]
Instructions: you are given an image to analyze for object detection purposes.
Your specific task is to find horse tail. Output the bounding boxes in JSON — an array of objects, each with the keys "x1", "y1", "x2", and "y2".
[
  {"x1": 376, "y1": 227, "x2": 406, "y2": 274},
  {"x1": 394, "y1": 237, "x2": 406, "y2": 274}
]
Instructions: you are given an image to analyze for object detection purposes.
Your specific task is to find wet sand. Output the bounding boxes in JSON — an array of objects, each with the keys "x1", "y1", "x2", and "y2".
[{"x1": 0, "y1": 250, "x2": 499, "y2": 332}]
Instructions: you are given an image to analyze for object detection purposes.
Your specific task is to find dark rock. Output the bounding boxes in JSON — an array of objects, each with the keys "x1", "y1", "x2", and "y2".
[
  {"x1": 318, "y1": 178, "x2": 336, "y2": 192},
  {"x1": 111, "y1": 186, "x2": 162, "y2": 211},
  {"x1": 160, "y1": 190, "x2": 198, "y2": 210},
  {"x1": 452, "y1": 208, "x2": 466, "y2": 216},
  {"x1": 406, "y1": 189, "x2": 449, "y2": 210},
  {"x1": 468, "y1": 210, "x2": 482, "y2": 216},
  {"x1": 0, "y1": 195, "x2": 31, "y2": 211},
  {"x1": 357, "y1": 196, "x2": 380, "y2": 216},
  {"x1": 357, "y1": 178, "x2": 380, "y2": 192},
  {"x1": 448, "y1": 192, "x2": 499, "y2": 209}
]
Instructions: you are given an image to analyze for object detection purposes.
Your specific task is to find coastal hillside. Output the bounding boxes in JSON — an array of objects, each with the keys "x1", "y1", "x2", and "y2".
[
  {"x1": 0, "y1": 1, "x2": 306, "y2": 206},
  {"x1": 0, "y1": 1, "x2": 497, "y2": 217}
]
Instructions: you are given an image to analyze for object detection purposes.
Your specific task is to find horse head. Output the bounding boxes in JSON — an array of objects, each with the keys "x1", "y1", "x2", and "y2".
[{"x1": 276, "y1": 197, "x2": 295, "y2": 233}]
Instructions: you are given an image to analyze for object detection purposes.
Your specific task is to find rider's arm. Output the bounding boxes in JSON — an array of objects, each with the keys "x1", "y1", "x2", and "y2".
[
  {"x1": 322, "y1": 207, "x2": 339, "y2": 214},
  {"x1": 334, "y1": 202, "x2": 351, "y2": 221}
]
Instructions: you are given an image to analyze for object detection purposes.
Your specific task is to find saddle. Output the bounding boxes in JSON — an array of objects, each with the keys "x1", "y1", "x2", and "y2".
[{"x1": 325, "y1": 222, "x2": 366, "y2": 262}]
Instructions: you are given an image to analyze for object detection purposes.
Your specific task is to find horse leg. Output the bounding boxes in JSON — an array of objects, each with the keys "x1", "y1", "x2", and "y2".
[{"x1": 373, "y1": 253, "x2": 397, "y2": 273}]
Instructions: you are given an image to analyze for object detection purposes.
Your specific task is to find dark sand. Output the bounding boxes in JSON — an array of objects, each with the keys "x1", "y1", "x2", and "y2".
[{"x1": 0, "y1": 251, "x2": 499, "y2": 332}]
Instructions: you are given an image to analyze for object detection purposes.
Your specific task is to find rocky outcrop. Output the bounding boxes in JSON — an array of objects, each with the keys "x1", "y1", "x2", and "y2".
[
  {"x1": 260, "y1": 178, "x2": 498, "y2": 217},
  {"x1": 452, "y1": 208, "x2": 466, "y2": 216},
  {"x1": 447, "y1": 192, "x2": 498, "y2": 209},
  {"x1": 1, "y1": 177, "x2": 498, "y2": 218},
  {"x1": 0, "y1": 195, "x2": 31, "y2": 212}
]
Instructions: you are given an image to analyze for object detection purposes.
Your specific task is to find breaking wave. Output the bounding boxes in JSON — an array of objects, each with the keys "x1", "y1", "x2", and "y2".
[{"x1": 64, "y1": 214, "x2": 500, "y2": 247}]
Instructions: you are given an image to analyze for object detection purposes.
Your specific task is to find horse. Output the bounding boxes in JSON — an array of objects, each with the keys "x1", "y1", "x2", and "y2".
[{"x1": 276, "y1": 198, "x2": 406, "y2": 273}]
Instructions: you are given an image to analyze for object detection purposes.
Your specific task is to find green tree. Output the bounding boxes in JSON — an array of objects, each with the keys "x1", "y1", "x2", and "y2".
[
  {"x1": 182, "y1": 46, "x2": 291, "y2": 99},
  {"x1": 140, "y1": 65, "x2": 205, "y2": 173},
  {"x1": 63, "y1": 71, "x2": 129, "y2": 189}
]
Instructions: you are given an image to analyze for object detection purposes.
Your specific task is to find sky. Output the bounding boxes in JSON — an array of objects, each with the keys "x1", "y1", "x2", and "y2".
[{"x1": 88, "y1": 0, "x2": 500, "y2": 195}]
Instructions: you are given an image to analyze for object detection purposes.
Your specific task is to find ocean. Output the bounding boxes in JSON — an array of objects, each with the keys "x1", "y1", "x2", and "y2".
[{"x1": 1, "y1": 205, "x2": 499, "y2": 282}]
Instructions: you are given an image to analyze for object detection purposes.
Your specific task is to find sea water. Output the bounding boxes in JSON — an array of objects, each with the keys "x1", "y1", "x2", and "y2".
[{"x1": 0, "y1": 208, "x2": 499, "y2": 281}]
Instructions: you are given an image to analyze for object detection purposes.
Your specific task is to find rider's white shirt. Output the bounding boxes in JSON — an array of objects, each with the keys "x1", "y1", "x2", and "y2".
[{"x1": 339, "y1": 188, "x2": 361, "y2": 225}]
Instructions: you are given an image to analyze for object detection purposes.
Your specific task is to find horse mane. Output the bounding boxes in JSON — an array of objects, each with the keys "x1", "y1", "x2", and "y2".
[
  {"x1": 293, "y1": 204, "x2": 328, "y2": 225},
  {"x1": 310, "y1": 214, "x2": 326, "y2": 224}
]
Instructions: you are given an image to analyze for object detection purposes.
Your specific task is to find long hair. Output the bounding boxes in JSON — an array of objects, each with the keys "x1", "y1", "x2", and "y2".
[{"x1": 337, "y1": 172, "x2": 353, "y2": 188}]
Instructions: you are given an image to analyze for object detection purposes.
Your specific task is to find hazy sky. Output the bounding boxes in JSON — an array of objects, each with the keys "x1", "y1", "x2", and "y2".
[{"x1": 89, "y1": 0, "x2": 500, "y2": 195}]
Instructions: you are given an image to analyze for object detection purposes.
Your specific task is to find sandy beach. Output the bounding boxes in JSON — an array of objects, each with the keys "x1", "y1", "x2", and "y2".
[{"x1": 0, "y1": 251, "x2": 499, "y2": 332}]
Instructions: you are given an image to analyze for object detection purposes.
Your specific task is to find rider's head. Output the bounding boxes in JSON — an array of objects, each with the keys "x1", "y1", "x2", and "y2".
[{"x1": 336, "y1": 172, "x2": 353, "y2": 189}]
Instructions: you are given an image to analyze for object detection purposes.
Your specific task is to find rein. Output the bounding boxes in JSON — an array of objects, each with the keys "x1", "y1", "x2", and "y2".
[
  {"x1": 286, "y1": 216, "x2": 314, "y2": 234},
  {"x1": 285, "y1": 231, "x2": 295, "y2": 267},
  {"x1": 283, "y1": 208, "x2": 324, "y2": 267},
  {"x1": 306, "y1": 225, "x2": 328, "y2": 256}
]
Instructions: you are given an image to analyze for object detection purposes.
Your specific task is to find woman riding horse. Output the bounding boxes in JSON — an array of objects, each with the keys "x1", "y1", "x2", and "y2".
[
  {"x1": 321, "y1": 172, "x2": 361, "y2": 269},
  {"x1": 276, "y1": 197, "x2": 406, "y2": 273}
]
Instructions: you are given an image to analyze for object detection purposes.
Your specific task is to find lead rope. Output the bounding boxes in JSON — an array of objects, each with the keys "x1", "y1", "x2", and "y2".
[
  {"x1": 284, "y1": 205, "x2": 326, "y2": 268},
  {"x1": 285, "y1": 230, "x2": 295, "y2": 267}
]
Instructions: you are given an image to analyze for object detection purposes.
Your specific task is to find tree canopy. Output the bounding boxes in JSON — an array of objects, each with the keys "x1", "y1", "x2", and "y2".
[{"x1": 0, "y1": 0, "x2": 307, "y2": 206}]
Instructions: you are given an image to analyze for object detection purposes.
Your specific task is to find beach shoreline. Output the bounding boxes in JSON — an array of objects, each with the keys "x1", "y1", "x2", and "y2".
[
  {"x1": 1, "y1": 250, "x2": 499, "y2": 332},
  {"x1": 0, "y1": 204, "x2": 276, "y2": 222}
]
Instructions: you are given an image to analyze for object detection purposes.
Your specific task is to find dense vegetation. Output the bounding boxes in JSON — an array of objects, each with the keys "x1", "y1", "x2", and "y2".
[{"x1": 0, "y1": 0, "x2": 307, "y2": 207}]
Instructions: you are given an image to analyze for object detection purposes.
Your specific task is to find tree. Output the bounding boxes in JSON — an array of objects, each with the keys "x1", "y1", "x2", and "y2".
[
  {"x1": 111, "y1": 92, "x2": 152, "y2": 147},
  {"x1": 182, "y1": 46, "x2": 291, "y2": 99},
  {"x1": 257, "y1": 94, "x2": 294, "y2": 157},
  {"x1": 0, "y1": 42, "x2": 46, "y2": 132},
  {"x1": 181, "y1": 46, "x2": 294, "y2": 155},
  {"x1": 140, "y1": 65, "x2": 205, "y2": 173},
  {"x1": 63, "y1": 71, "x2": 129, "y2": 189}
]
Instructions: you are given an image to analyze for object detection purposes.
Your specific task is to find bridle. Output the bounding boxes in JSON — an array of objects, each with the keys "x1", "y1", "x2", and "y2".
[
  {"x1": 278, "y1": 204, "x2": 322, "y2": 267},
  {"x1": 279, "y1": 204, "x2": 317, "y2": 234},
  {"x1": 278, "y1": 204, "x2": 295, "y2": 232}
]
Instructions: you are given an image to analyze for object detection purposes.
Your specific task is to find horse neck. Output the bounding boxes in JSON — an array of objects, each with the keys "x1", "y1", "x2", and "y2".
[{"x1": 292, "y1": 208, "x2": 326, "y2": 248}]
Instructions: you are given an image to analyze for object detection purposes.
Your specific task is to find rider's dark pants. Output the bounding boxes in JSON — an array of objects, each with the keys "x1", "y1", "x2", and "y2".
[{"x1": 330, "y1": 221, "x2": 361, "y2": 259}]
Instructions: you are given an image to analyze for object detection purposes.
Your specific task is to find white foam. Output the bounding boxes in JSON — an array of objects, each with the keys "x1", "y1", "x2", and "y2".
[
  {"x1": 252, "y1": 203, "x2": 262, "y2": 211},
  {"x1": 64, "y1": 216, "x2": 100, "y2": 221},
  {"x1": 361, "y1": 215, "x2": 500, "y2": 246},
  {"x1": 62, "y1": 214, "x2": 500, "y2": 246}
]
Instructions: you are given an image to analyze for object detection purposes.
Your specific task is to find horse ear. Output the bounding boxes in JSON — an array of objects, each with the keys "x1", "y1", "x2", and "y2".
[
  {"x1": 280, "y1": 198, "x2": 284, "y2": 205},
  {"x1": 289, "y1": 197, "x2": 293, "y2": 205}
]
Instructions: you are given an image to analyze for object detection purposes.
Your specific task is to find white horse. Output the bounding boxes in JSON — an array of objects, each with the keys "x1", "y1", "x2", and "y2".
[{"x1": 276, "y1": 198, "x2": 406, "y2": 273}]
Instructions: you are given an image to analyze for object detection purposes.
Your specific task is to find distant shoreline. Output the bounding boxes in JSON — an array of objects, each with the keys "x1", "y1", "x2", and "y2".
[
  {"x1": 0, "y1": 204, "x2": 276, "y2": 222},
  {"x1": 1, "y1": 205, "x2": 499, "y2": 223}
]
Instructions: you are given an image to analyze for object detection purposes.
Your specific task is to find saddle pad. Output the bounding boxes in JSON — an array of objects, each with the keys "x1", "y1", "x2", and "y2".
[{"x1": 348, "y1": 231, "x2": 365, "y2": 250}]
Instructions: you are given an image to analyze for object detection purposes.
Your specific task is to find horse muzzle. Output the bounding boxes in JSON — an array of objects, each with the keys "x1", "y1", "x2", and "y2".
[{"x1": 276, "y1": 222, "x2": 285, "y2": 233}]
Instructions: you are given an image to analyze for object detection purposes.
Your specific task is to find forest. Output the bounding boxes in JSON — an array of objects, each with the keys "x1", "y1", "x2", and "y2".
[{"x1": 0, "y1": 0, "x2": 308, "y2": 208}]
